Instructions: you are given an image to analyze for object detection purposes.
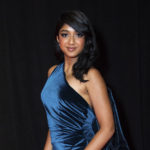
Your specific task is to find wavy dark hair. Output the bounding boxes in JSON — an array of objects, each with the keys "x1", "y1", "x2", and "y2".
[{"x1": 55, "y1": 10, "x2": 98, "y2": 82}]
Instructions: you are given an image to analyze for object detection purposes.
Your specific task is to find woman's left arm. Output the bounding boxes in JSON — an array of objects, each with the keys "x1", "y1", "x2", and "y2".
[{"x1": 85, "y1": 68, "x2": 115, "y2": 150}]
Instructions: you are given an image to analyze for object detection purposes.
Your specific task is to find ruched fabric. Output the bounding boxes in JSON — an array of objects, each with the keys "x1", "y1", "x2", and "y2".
[{"x1": 41, "y1": 62, "x2": 129, "y2": 150}]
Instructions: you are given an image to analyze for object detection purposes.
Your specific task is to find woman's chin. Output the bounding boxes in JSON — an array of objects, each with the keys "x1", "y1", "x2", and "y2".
[{"x1": 64, "y1": 54, "x2": 79, "y2": 59}]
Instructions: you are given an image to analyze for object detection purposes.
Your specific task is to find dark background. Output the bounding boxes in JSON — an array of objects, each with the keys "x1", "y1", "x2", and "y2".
[{"x1": 0, "y1": 0, "x2": 150, "y2": 150}]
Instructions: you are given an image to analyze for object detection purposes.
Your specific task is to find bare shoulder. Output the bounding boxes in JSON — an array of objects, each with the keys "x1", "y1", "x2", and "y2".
[
  {"x1": 85, "y1": 67, "x2": 109, "y2": 106},
  {"x1": 85, "y1": 67, "x2": 106, "y2": 88},
  {"x1": 86, "y1": 67, "x2": 104, "y2": 81},
  {"x1": 48, "y1": 65, "x2": 58, "y2": 77}
]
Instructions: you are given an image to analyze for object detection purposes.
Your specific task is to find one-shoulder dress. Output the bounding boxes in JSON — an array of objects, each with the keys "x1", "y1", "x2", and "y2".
[{"x1": 41, "y1": 62, "x2": 130, "y2": 150}]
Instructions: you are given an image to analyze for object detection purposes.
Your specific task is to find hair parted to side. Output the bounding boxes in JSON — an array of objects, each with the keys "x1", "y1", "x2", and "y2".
[{"x1": 55, "y1": 10, "x2": 98, "y2": 82}]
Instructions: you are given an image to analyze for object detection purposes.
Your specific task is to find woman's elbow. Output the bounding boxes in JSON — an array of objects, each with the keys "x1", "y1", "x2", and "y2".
[
  {"x1": 102, "y1": 122, "x2": 115, "y2": 139},
  {"x1": 110, "y1": 126, "x2": 115, "y2": 137},
  {"x1": 108, "y1": 123, "x2": 115, "y2": 138}
]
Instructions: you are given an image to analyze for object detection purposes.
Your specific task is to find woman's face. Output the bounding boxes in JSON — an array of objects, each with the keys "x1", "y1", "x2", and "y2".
[{"x1": 57, "y1": 24, "x2": 85, "y2": 59}]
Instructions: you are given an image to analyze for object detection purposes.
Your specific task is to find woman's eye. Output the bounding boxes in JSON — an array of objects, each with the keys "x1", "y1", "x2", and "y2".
[
  {"x1": 61, "y1": 33, "x2": 68, "y2": 37},
  {"x1": 76, "y1": 33, "x2": 84, "y2": 37}
]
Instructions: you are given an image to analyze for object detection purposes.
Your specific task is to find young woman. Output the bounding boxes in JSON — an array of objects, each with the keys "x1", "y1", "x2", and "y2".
[{"x1": 41, "y1": 10, "x2": 129, "y2": 150}]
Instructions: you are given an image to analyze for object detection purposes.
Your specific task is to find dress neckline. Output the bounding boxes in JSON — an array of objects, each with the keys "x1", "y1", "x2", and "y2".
[{"x1": 62, "y1": 62, "x2": 93, "y2": 111}]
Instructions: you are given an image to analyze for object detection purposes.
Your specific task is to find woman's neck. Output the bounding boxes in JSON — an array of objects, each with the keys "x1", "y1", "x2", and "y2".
[{"x1": 64, "y1": 57, "x2": 77, "y2": 75}]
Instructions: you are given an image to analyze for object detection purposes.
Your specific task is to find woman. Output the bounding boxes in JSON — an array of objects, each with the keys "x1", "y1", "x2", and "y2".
[{"x1": 41, "y1": 10, "x2": 129, "y2": 150}]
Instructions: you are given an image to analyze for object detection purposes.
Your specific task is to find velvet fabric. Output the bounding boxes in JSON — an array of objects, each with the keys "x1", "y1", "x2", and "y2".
[{"x1": 41, "y1": 62, "x2": 129, "y2": 150}]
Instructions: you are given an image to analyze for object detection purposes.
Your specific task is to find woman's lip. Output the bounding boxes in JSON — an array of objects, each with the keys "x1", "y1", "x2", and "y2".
[{"x1": 67, "y1": 47, "x2": 76, "y2": 51}]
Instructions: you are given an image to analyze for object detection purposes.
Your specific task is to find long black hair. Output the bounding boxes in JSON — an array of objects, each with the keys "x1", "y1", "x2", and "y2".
[{"x1": 55, "y1": 10, "x2": 98, "y2": 82}]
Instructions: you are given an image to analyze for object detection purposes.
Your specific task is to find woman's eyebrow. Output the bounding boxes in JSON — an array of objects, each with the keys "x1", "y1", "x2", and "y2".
[{"x1": 59, "y1": 29, "x2": 69, "y2": 32}]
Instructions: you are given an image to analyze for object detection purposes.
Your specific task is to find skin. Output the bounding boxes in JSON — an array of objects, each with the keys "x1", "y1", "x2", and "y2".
[{"x1": 44, "y1": 24, "x2": 115, "y2": 150}]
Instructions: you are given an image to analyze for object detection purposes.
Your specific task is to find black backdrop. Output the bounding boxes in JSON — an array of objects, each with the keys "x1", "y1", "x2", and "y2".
[{"x1": 0, "y1": 0, "x2": 150, "y2": 150}]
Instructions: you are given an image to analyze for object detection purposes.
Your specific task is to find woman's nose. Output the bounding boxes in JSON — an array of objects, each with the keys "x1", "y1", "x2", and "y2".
[{"x1": 68, "y1": 35, "x2": 75, "y2": 44}]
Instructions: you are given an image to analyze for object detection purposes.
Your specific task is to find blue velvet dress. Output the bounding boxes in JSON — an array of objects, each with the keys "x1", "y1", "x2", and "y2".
[{"x1": 41, "y1": 62, "x2": 129, "y2": 150}]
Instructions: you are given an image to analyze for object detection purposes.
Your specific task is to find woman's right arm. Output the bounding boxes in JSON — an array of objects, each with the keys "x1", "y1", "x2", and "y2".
[
  {"x1": 43, "y1": 65, "x2": 57, "y2": 150},
  {"x1": 44, "y1": 130, "x2": 52, "y2": 150}
]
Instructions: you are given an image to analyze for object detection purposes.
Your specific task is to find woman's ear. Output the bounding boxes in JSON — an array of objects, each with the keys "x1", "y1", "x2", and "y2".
[{"x1": 56, "y1": 36, "x2": 59, "y2": 43}]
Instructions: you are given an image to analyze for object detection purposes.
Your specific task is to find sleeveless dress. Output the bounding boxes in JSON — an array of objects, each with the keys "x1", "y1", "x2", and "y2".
[{"x1": 41, "y1": 62, "x2": 130, "y2": 150}]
